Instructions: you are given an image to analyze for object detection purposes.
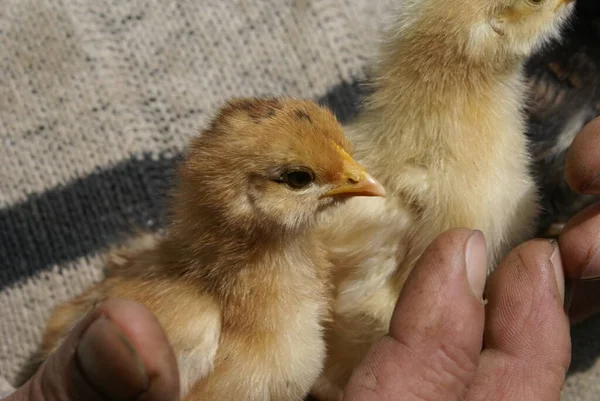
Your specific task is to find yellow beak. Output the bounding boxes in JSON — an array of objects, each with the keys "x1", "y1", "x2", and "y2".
[
  {"x1": 556, "y1": 0, "x2": 576, "y2": 10},
  {"x1": 322, "y1": 145, "x2": 386, "y2": 198}
]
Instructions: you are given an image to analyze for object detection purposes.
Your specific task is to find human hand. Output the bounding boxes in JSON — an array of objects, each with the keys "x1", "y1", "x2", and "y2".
[
  {"x1": 4, "y1": 299, "x2": 180, "y2": 401},
  {"x1": 561, "y1": 116, "x2": 600, "y2": 323},
  {"x1": 343, "y1": 228, "x2": 570, "y2": 401}
]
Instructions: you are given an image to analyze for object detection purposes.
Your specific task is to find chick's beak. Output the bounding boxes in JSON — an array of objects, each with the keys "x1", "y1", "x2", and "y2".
[
  {"x1": 322, "y1": 146, "x2": 386, "y2": 198},
  {"x1": 557, "y1": 0, "x2": 576, "y2": 10}
]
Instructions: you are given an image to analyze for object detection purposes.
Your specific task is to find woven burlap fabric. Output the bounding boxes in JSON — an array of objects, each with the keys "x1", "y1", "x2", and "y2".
[{"x1": 1, "y1": 1, "x2": 599, "y2": 400}]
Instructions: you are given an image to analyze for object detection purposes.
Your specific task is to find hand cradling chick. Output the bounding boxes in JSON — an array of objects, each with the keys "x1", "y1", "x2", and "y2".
[
  {"x1": 38, "y1": 98, "x2": 385, "y2": 401},
  {"x1": 311, "y1": 1, "x2": 577, "y2": 400}
]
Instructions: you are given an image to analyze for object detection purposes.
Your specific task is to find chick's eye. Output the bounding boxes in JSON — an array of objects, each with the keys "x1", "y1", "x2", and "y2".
[
  {"x1": 281, "y1": 169, "x2": 314, "y2": 189},
  {"x1": 528, "y1": 0, "x2": 544, "y2": 4}
]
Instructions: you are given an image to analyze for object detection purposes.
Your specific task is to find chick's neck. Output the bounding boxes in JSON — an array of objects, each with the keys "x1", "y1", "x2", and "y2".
[
  {"x1": 159, "y1": 205, "x2": 321, "y2": 298},
  {"x1": 376, "y1": 25, "x2": 523, "y2": 104},
  {"x1": 351, "y1": 24, "x2": 527, "y2": 169}
]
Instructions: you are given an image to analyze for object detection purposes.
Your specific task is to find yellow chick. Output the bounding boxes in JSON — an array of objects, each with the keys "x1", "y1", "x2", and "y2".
[
  {"x1": 311, "y1": 1, "x2": 576, "y2": 399},
  {"x1": 38, "y1": 98, "x2": 385, "y2": 401}
]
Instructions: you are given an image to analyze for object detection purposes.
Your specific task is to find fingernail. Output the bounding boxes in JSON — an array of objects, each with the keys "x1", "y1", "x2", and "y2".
[
  {"x1": 465, "y1": 230, "x2": 487, "y2": 302},
  {"x1": 77, "y1": 316, "x2": 149, "y2": 401},
  {"x1": 581, "y1": 246, "x2": 600, "y2": 280},
  {"x1": 550, "y1": 242, "x2": 566, "y2": 303},
  {"x1": 583, "y1": 173, "x2": 600, "y2": 195}
]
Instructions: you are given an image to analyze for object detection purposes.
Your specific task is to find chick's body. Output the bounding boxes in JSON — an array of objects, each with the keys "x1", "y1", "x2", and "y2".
[
  {"x1": 312, "y1": 1, "x2": 576, "y2": 399},
  {"x1": 39, "y1": 99, "x2": 385, "y2": 401}
]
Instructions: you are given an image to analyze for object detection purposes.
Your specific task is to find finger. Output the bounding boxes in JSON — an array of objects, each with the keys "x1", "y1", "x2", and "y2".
[
  {"x1": 344, "y1": 229, "x2": 487, "y2": 401},
  {"x1": 559, "y1": 202, "x2": 600, "y2": 322},
  {"x1": 565, "y1": 116, "x2": 600, "y2": 194},
  {"x1": 9, "y1": 299, "x2": 179, "y2": 401},
  {"x1": 466, "y1": 240, "x2": 570, "y2": 401},
  {"x1": 559, "y1": 202, "x2": 600, "y2": 280}
]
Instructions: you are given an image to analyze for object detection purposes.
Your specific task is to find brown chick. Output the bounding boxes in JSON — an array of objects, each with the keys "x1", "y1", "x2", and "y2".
[
  {"x1": 311, "y1": 1, "x2": 577, "y2": 400},
  {"x1": 38, "y1": 98, "x2": 385, "y2": 401}
]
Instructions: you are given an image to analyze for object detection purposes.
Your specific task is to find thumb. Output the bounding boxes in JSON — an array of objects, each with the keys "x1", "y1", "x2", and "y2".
[{"x1": 6, "y1": 299, "x2": 180, "y2": 401}]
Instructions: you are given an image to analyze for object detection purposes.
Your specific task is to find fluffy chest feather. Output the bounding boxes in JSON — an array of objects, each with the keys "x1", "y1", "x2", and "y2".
[
  {"x1": 224, "y1": 249, "x2": 330, "y2": 371},
  {"x1": 183, "y1": 246, "x2": 332, "y2": 401}
]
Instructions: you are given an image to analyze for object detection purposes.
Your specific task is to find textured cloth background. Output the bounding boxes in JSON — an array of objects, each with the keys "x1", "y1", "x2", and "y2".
[{"x1": 0, "y1": 1, "x2": 599, "y2": 400}]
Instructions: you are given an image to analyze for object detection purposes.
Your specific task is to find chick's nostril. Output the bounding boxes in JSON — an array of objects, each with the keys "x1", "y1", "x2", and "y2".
[{"x1": 348, "y1": 177, "x2": 359, "y2": 185}]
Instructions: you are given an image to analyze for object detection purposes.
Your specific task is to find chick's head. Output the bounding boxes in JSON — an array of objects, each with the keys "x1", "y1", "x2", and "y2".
[
  {"x1": 175, "y1": 98, "x2": 385, "y2": 237},
  {"x1": 484, "y1": 0, "x2": 576, "y2": 56},
  {"x1": 390, "y1": 0, "x2": 575, "y2": 62}
]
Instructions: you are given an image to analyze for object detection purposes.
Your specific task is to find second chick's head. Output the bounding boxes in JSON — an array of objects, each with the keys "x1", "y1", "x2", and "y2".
[
  {"x1": 173, "y1": 98, "x2": 385, "y2": 237},
  {"x1": 394, "y1": 0, "x2": 576, "y2": 61},
  {"x1": 484, "y1": 0, "x2": 577, "y2": 57}
]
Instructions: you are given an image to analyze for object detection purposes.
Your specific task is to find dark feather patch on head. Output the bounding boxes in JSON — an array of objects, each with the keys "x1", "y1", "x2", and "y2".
[
  {"x1": 207, "y1": 98, "x2": 284, "y2": 131},
  {"x1": 228, "y1": 98, "x2": 283, "y2": 122},
  {"x1": 294, "y1": 110, "x2": 312, "y2": 123}
]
